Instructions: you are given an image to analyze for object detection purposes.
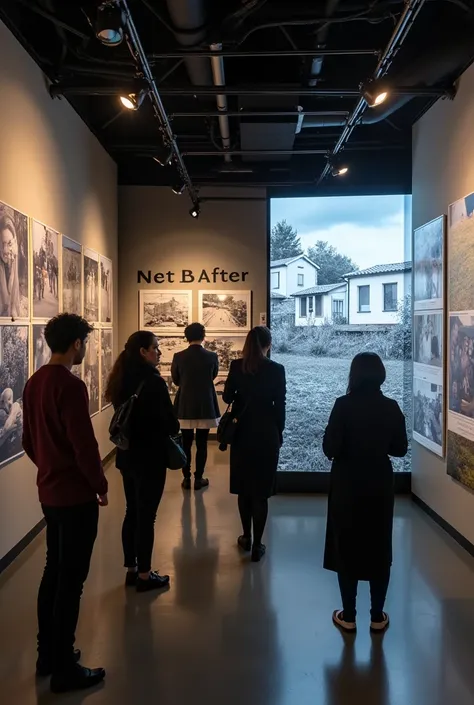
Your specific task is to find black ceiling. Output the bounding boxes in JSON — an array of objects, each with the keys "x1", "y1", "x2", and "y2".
[{"x1": 2, "y1": 0, "x2": 474, "y2": 198}]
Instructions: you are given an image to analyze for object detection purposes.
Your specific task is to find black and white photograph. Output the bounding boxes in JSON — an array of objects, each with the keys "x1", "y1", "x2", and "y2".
[
  {"x1": 414, "y1": 216, "x2": 444, "y2": 311},
  {"x1": 448, "y1": 314, "x2": 474, "y2": 421},
  {"x1": 157, "y1": 335, "x2": 188, "y2": 372},
  {"x1": 204, "y1": 335, "x2": 245, "y2": 372},
  {"x1": 84, "y1": 328, "x2": 99, "y2": 416},
  {"x1": 0, "y1": 200, "x2": 29, "y2": 319},
  {"x1": 214, "y1": 374, "x2": 227, "y2": 396},
  {"x1": 100, "y1": 328, "x2": 113, "y2": 410},
  {"x1": 413, "y1": 378, "x2": 443, "y2": 456},
  {"x1": 0, "y1": 325, "x2": 28, "y2": 467},
  {"x1": 199, "y1": 291, "x2": 251, "y2": 331},
  {"x1": 32, "y1": 220, "x2": 59, "y2": 319},
  {"x1": 62, "y1": 236, "x2": 82, "y2": 315},
  {"x1": 139, "y1": 290, "x2": 192, "y2": 332},
  {"x1": 33, "y1": 324, "x2": 51, "y2": 371},
  {"x1": 414, "y1": 313, "x2": 443, "y2": 368},
  {"x1": 84, "y1": 248, "x2": 99, "y2": 323},
  {"x1": 100, "y1": 255, "x2": 113, "y2": 324}
]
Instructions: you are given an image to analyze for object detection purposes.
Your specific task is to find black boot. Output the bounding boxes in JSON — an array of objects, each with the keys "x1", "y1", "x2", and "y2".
[{"x1": 50, "y1": 664, "x2": 105, "y2": 694}]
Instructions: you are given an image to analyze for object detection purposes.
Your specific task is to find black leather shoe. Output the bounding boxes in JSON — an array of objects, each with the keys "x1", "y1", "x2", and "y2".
[
  {"x1": 50, "y1": 665, "x2": 105, "y2": 693},
  {"x1": 36, "y1": 649, "x2": 81, "y2": 677},
  {"x1": 181, "y1": 478, "x2": 191, "y2": 490},
  {"x1": 136, "y1": 572, "x2": 170, "y2": 593},
  {"x1": 251, "y1": 543, "x2": 266, "y2": 562},
  {"x1": 194, "y1": 477, "x2": 209, "y2": 490}
]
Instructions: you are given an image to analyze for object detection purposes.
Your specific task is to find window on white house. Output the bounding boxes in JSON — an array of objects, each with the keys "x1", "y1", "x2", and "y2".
[
  {"x1": 298, "y1": 273, "x2": 304, "y2": 287},
  {"x1": 383, "y1": 283, "x2": 398, "y2": 311},
  {"x1": 358, "y1": 285, "x2": 370, "y2": 312},
  {"x1": 308, "y1": 296, "x2": 314, "y2": 314},
  {"x1": 315, "y1": 296, "x2": 323, "y2": 317},
  {"x1": 300, "y1": 297, "x2": 307, "y2": 317},
  {"x1": 271, "y1": 271, "x2": 280, "y2": 289},
  {"x1": 332, "y1": 299, "x2": 344, "y2": 316}
]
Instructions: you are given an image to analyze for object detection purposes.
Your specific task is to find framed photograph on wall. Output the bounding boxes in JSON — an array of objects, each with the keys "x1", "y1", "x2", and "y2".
[
  {"x1": 99, "y1": 255, "x2": 113, "y2": 324},
  {"x1": 413, "y1": 378, "x2": 444, "y2": 457},
  {"x1": 204, "y1": 334, "x2": 245, "y2": 372},
  {"x1": 84, "y1": 327, "x2": 99, "y2": 416},
  {"x1": 84, "y1": 248, "x2": 99, "y2": 323},
  {"x1": 157, "y1": 334, "x2": 188, "y2": 373},
  {"x1": 0, "y1": 324, "x2": 29, "y2": 468},
  {"x1": 100, "y1": 328, "x2": 113, "y2": 410},
  {"x1": 62, "y1": 236, "x2": 82, "y2": 316},
  {"x1": 0, "y1": 200, "x2": 29, "y2": 319},
  {"x1": 199, "y1": 291, "x2": 251, "y2": 332},
  {"x1": 413, "y1": 215, "x2": 445, "y2": 312},
  {"x1": 139, "y1": 290, "x2": 192, "y2": 332},
  {"x1": 31, "y1": 322, "x2": 82, "y2": 379},
  {"x1": 32, "y1": 220, "x2": 59, "y2": 319}
]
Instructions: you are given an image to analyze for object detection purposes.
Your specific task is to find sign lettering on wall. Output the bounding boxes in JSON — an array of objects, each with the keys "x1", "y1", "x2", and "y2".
[{"x1": 137, "y1": 268, "x2": 249, "y2": 284}]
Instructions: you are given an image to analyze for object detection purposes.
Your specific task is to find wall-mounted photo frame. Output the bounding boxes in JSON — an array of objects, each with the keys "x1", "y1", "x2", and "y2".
[
  {"x1": 157, "y1": 334, "x2": 188, "y2": 373},
  {"x1": 198, "y1": 290, "x2": 251, "y2": 332},
  {"x1": 99, "y1": 255, "x2": 113, "y2": 325},
  {"x1": 413, "y1": 215, "x2": 445, "y2": 312},
  {"x1": 84, "y1": 327, "x2": 99, "y2": 416},
  {"x1": 203, "y1": 334, "x2": 245, "y2": 372},
  {"x1": 0, "y1": 323, "x2": 29, "y2": 468},
  {"x1": 100, "y1": 328, "x2": 113, "y2": 410},
  {"x1": 62, "y1": 236, "x2": 82, "y2": 316},
  {"x1": 84, "y1": 248, "x2": 99, "y2": 323},
  {"x1": 32, "y1": 220, "x2": 59, "y2": 320},
  {"x1": 0, "y1": 200, "x2": 29, "y2": 320},
  {"x1": 139, "y1": 290, "x2": 192, "y2": 333}
]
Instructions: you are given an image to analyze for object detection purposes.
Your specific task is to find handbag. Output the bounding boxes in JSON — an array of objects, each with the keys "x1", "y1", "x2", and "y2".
[
  {"x1": 109, "y1": 381, "x2": 145, "y2": 451},
  {"x1": 217, "y1": 401, "x2": 239, "y2": 446},
  {"x1": 166, "y1": 434, "x2": 187, "y2": 470}
]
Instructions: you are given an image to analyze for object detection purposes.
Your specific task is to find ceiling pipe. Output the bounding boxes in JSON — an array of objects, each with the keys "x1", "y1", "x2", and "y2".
[
  {"x1": 210, "y1": 42, "x2": 231, "y2": 162},
  {"x1": 146, "y1": 48, "x2": 379, "y2": 58},
  {"x1": 317, "y1": 0, "x2": 427, "y2": 184},
  {"x1": 164, "y1": 0, "x2": 212, "y2": 85},
  {"x1": 170, "y1": 110, "x2": 350, "y2": 117},
  {"x1": 309, "y1": 0, "x2": 342, "y2": 87}
]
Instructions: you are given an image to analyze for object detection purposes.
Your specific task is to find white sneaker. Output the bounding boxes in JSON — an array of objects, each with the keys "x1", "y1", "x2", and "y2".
[
  {"x1": 332, "y1": 610, "x2": 356, "y2": 632},
  {"x1": 370, "y1": 612, "x2": 390, "y2": 632}
]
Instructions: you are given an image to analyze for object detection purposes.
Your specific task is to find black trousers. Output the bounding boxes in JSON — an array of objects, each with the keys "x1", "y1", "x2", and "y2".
[
  {"x1": 337, "y1": 569, "x2": 391, "y2": 622},
  {"x1": 121, "y1": 467, "x2": 167, "y2": 573},
  {"x1": 181, "y1": 429, "x2": 210, "y2": 479},
  {"x1": 37, "y1": 501, "x2": 99, "y2": 672}
]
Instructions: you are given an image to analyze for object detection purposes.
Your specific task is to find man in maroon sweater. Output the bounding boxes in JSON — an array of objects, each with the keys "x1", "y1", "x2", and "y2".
[{"x1": 23, "y1": 313, "x2": 108, "y2": 694}]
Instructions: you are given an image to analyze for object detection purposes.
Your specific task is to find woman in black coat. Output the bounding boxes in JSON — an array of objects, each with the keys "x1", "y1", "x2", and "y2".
[
  {"x1": 171, "y1": 323, "x2": 219, "y2": 491},
  {"x1": 323, "y1": 352, "x2": 408, "y2": 632},
  {"x1": 105, "y1": 330, "x2": 179, "y2": 592},
  {"x1": 223, "y1": 326, "x2": 286, "y2": 562}
]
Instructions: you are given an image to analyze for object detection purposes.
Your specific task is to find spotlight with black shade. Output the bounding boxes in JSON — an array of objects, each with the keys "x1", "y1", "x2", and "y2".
[
  {"x1": 119, "y1": 89, "x2": 147, "y2": 111},
  {"x1": 328, "y1": 155, "x2": 349, "y2": 177},
  {"x1": 189, "y1": 203, "x2": 200, "y2": 219},
  {"x1": 96, "y1": 3, "x2": 125, "y2": 47},
  {"x1": 361, "y1": 79, "x2": 389, "y2": 109}
]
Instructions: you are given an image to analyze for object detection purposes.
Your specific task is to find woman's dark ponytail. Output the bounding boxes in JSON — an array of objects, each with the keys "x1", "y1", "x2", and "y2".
[
  {"x1": 105, "y1": 330, "x2": 156, "y2": 405},
  {"x1": 242, "y1": 326, "x2": 272, "y2": 375}
]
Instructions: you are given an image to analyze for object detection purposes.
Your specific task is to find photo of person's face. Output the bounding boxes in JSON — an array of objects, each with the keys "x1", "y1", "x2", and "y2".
[{"x1": 0, "y1": 227, "x2": 17, "y2": 267}]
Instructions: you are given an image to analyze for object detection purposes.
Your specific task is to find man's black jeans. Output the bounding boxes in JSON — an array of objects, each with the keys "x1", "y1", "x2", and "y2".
[
  {"x1": 121, "y1": 467, "x2": 167, "y2": 573},
  {"x1": 181, "y1": 428, "x2": 210, "y2": 479},
  {"x1": 37, "y1": 501, "x2": 99, "y2": 672}
]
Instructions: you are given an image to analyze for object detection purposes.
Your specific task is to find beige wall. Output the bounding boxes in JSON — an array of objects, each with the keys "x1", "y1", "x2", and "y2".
[
  {"x1": 118, "y1": 185, "x2": 267, "y2": 354},
  {"x1": 412, "y1": 61, "x2": 474, "y2": 544},
  {"x1": 0, "y1": 21, "x2": 118, "y2": 560}
]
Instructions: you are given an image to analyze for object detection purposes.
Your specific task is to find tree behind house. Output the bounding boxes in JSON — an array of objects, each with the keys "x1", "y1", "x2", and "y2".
[
  {"x1": 270, "y1": 220, "x2": 302, "y2": 260},
  {"x1": 307, "y1": 241, "x2": 358, "y2": 285}
]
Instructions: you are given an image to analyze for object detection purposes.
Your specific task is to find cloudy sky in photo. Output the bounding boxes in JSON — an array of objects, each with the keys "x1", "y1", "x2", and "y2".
[{"x1": 271, "y1": 195, "x2": 411, "y2": 269}]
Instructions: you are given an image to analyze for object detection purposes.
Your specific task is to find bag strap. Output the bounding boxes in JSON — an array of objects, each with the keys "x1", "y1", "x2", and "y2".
[{"x1": 134, "y1": 379, "x2": 146, "y2": 398}]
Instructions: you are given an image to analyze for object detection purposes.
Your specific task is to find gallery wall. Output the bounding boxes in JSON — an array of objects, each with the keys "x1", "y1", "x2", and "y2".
[
  {"x1": 0, "y1": 20, "x2": 118, "y2": 562},
  {"x1": 412, "y1": 59, "x2": 474, "y2": 544},
  {"x1": 118, "y1": 186, "x2": 267, "y2": 406}
]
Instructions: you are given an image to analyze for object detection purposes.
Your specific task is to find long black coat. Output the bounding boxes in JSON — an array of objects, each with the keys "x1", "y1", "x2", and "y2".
[
  {"x1": 171, "y1": 345, "x2": 219, "y2": 420},
  {"x1": 322, "y1": 390, "x2": 408, "y2": 580},
  {"x1": 115, "y1": 361, "x2": 180, "y2": 473},
  {"x1": 223, "y1": 358, "x2": 286, "y2": 498}
]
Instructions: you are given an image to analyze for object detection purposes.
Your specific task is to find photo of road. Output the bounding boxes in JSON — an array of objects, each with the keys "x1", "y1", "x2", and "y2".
[{"x1": 199, "y1": 291, "x2": 250, "y2": 331}]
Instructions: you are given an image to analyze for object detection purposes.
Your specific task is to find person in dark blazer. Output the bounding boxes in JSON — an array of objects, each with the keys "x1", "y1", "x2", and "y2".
[
  {"x1": 323, "y1": 352, "x2": 408, "y2": 633},
  {"x1": 105, "y1": 330, "x2": 179, "y2": 593},
  {"x1": 171, "y1": 323, "x2": 220, "y2": 490},
  {"x1": 223, "y1": 326, "x2": 286, "y2": 562}
]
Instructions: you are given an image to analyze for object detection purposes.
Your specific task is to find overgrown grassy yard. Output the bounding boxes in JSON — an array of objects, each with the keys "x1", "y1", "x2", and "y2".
[{"x1": 273, "y1": 353, "x2": 411, "y2": 473}]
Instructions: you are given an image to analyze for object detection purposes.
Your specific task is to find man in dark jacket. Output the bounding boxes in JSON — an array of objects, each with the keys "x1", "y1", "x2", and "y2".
[{"x1": 22, "y1": 314, "x2": 107, "y2": 694}]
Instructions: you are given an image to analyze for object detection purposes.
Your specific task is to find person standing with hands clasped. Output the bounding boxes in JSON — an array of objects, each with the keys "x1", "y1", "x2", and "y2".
[
  {"x1": 323, "y1": 352, "x2": 408, "y2": 634},
  {"x1": 171, "y1": 323, "x2": 220, "y2": 490},
  {"x1": 22, "y1": 314, "x2": 107, "y2": 694}
]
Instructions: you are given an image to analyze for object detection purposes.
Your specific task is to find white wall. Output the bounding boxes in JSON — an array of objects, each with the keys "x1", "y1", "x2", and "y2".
[
  {"x1": 412, "y1": 60, "x2": 474, "y2": 545},
  {"x1": 295, "y1": 286, "x2": 347, "y2": 326},
  {"x1": 348, "y1": 271, "x2": 406, "y2": 325},
  {"x1": 287, "y1": 259, "x2": 318, "y2": 296},
  {"x1": 0, "y1": 21, "x2": 118, "y2": 561},
  {"x1": 270, "y1": 266, "x2": 287, "y2": 296}
]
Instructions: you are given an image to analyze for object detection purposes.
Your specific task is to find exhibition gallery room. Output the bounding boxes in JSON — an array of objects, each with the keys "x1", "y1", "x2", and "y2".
[{"x1": 4, "y1": 0, "x2": 474, "y2": 703}]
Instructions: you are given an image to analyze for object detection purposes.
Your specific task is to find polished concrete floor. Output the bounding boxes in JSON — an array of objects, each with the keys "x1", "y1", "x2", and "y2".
[{"x1": 2, "y1": 447, "x2": 474, "y2": 704}]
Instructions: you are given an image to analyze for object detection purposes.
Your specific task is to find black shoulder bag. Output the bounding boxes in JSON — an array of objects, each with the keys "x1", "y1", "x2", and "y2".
[
  {"x1": 109, "y1": 381, "x2": 145, "y2": 451},
  {"x1": 217, "y1": 395, "x2": 249, "y2": 449}
]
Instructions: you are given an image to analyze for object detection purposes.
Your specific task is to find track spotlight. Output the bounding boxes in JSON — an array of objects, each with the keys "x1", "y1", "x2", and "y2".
[
  {"x1": 153, "y1": 145, "x2": 173, "y2": 167},
  {"x1": 361, "y1": 79, "x2": 389, "y2": 108},
  {"x1": 189, "y1": 203, "x2": 200, "y2": 219},
  {"x1": 119, "y1": 89, "x2": 147, "y2": 111},
  {"x1": 332, "y1": 165, "x2": 348, "y2": 177},
  {"x1": 96, "y1": 4, "x2": 125, "y2": 47},
  {"x1": 328, "y1": 155, "x2": 349, "y2": 177}
]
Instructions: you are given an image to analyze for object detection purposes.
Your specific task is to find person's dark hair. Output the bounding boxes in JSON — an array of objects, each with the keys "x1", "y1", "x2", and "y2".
[
  {"x1": 347, "y1": 352, "x2": 386, "y2": 394},
  {"x1": 105, "y1": 330, "x2": 156, "y2": 406},
  {"x1": 242, "y1": 326, "x2": 272, "y2": 375},
  {"x1": 44, "y1": 313, "x2": 93, "y2": 354},
  {"x1": 185, "y1": 322, "x2": 205, "y2": 343}
]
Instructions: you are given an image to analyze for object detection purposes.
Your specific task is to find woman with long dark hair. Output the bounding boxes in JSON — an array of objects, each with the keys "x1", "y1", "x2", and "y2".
[
  {"x1": 105, "y1": 331, "x2": 179, "y2": 592},
  {"x1": 223, "y1": 326, "x2": 286, "y2": 562},
  {"x1": 323, "y1": 352, "x2": 408, "y2": 633}
]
